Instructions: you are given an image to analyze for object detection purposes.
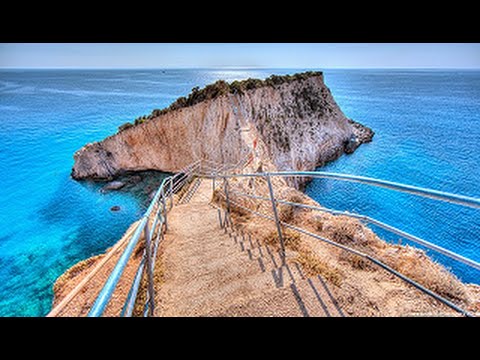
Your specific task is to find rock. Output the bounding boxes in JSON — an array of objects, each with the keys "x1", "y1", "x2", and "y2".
[
  {"x1": 349, "y1": 118, "x2": 374, "y2": 144},
  {"x1": 110, "y1": 205, "x2": 121, "y2": 212},
  {"x1": 71, "y1": 71, "x2": 374, "y2": 190},
  {"x1": 148, "y1": 190, "x2": 156, "y2": 201},
  {"x1": 102, "y1": 181, "x2": 125, "y2": 191},
  {"x1": 344, "y1": 135, "x2": 359, "y2": 154},
  {"x1": 127, "y1": 175, "x2": 142, "y2": 184}
]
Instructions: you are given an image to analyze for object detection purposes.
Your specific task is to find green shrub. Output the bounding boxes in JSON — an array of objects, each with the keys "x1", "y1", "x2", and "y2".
[
  {"x1": 118, "y1": 122, "x2": 134, "y2": 132},
  {"x1": 230, "y1": 80, "x2": 244, "y2": 94},
  {"x1": 125, "y1": 71, "x2": 323, "y2": 128},
  {"x1": 134, "y1": 117, "x2": 145, "y2": 126}
]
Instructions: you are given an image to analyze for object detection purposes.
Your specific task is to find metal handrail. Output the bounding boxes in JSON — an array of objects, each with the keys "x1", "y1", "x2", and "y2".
[
  {"x1": 88, "y1": 216, "x2": 149, "y2": 317},
  {"x1": 82, "y1": 157, "x2": 479, "y2": 317},
  {"x1": 214, "y1": 171, "x2": 480, "y2": 209},
  {"x1": 87, "y1": 161, "x2": 201, "y2": 317},
  {"x1": 212, "y1": 171, "x2": 480, "y2": 267},
  {"x1": 226, "y1": 189, "x2": 480, "y2": 271},
  {"x1": 210, "y1": 169, "x2": 479, "y2": 317},
  {"x1": 216, "y1": 189, "x2": 475, "y2": 317}
]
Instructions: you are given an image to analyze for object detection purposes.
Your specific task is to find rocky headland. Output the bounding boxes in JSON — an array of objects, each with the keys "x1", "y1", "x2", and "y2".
[{"x1": 71, "y1": 71, "x2": 373, "y2": 189}]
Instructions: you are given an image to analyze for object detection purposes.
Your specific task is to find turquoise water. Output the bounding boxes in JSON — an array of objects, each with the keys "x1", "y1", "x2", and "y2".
[
  {"x1": 305, "y1": 69, "x2": 480, "y2": 284},
  {"x1": 0, "y1": 68, "x2": 299, "y2": 316},
  {"x1": 0, "y1": 69, "x2": 478, "y2": 316}
]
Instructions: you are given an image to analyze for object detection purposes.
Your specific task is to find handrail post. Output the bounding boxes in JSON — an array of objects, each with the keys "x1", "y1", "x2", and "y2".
[
  {"x1": 169, "y1": 177, "x2": 173, "y2": 210},
  {"x1": 161, "y1": 188, "x2": 168, "y2": 232},
  {"x1": 217, "y1": 208, "x2": 224, "y2": 229},
  {"x1": 266, "y1": 173, "x2": 286, "y2": 266},
  {"x1": 223, "y1": 178, "x2": 231, "y2": 215},
  {"x1": 143, "y1": 222, "x2": 155, "y2": 317},
  {"x1": 212, "y1": 172, "x2": 216, "y2": 194},
  {"x1": 223, "y1": 178, "x2": 232, "y2": 229}
]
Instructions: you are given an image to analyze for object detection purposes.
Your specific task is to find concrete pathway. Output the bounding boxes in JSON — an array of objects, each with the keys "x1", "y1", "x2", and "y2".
[{"x1": 154, "y1": 178, "x2": 344, "y2": 317}]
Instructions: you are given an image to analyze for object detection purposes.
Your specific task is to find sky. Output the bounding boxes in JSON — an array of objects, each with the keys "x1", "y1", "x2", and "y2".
[{"x1": 0, "y1": 43, "x2": 479, "y2": 69}]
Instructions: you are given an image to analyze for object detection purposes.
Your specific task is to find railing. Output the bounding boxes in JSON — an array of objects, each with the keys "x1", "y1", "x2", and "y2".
[
  {"x1": 49, "y1": 158, "x2": 479, "y2": 317},
  {"x1": 84, "y1": 155, "x2": 254, "y2": 317},
  {"x1": 88, "y1": 160, "x2": 201, "y2": 317},
  {"x1": 47, "y1": 160, "x2": 201, "y2": 317},
  {"x1": 207, "y1": 169, "x2": 479, "y2": 317}
]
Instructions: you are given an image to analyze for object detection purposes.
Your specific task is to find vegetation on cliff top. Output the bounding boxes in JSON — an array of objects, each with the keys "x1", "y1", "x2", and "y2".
[{"x1": 118, "y1": 71, "x2": 323, "y2": 132}]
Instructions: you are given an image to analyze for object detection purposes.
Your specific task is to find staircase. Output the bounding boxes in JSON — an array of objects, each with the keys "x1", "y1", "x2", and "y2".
[
  {"x1": 177, "y1": 177, "x2": 202, "y2": 205},
  {"x1": 154, "y1": 179, "x2": 344, "y2": 317},
  {"x1": 49, "y1": 160, "x2": 479, "y2": 317}
]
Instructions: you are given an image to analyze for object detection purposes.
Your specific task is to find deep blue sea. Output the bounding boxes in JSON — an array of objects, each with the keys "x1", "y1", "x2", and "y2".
[{"x1": 0, "y1": 68, "x2": 478, "y2": 316}]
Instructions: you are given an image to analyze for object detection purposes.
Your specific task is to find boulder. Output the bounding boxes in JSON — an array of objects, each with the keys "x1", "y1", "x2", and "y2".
[
  {"x1": 102, "y1": 181, "x2": 125, "y2": 191},
  {"x1": 127, "y1": 175, "x2": 142, "y2": 184},
  {"x1": 344, "y1": 135, "x2": 359, "y2": 154}
]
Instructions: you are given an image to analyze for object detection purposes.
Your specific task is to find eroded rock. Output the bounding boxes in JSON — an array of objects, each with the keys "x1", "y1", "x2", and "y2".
[{"x1": 71, "y1": 72, "x2": 374, "y2": 190}]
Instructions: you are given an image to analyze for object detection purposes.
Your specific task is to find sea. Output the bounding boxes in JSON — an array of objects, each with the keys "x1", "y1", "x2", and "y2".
[{"x1": 0, "y1": 68, "x2": 478, "y2": 316}]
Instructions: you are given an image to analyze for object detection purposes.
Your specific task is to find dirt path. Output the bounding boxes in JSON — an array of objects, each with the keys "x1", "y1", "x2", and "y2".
[{"x1": 154, "y1": 178, "x2": 343, "y2": 317}]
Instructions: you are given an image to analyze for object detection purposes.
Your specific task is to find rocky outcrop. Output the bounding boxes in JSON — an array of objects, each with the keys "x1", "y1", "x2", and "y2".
[{"x1": 71, "y1": 72, "x2": 373, "y2": 188}]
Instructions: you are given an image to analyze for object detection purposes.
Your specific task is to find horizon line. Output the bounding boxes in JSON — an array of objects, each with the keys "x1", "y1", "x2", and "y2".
[{"x1": 1, "y1": 66, "x2": 479, "y2": 70}]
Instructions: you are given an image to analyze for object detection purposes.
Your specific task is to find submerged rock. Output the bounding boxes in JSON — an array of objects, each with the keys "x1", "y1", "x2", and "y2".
[
  {"x1": 127, "y1": 175, "x2": 142, "y2": 184},
  {"x1": 102, "y1": 181, "x2": 125, "y2": 191},
  {"x1": 148, "y1": 190, "x2": 156, "y2": 201}
]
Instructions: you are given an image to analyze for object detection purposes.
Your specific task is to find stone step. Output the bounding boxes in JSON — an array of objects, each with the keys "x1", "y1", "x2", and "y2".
[
  {"x1": 158, "y1": 261, "x2": 279, "y2": 316},
  {"x1": 163, "y1": 223, "x2": 307, "y2": 290},
  {"x1": 168, "y1": 232, "x2": 238, "y2": 257},
  {"x1": 159, "y1": 234, "x2": 327, "y2": 316},
  {"x1": 178, "y1": 178, "x2": 203, "y2": 204},
  {"x1": 201, "y1": 274, "x2": 346, "y2": 317},
  {"x1": 213, "y1": 231, "x2": 312, "y2": 287},
  {"x1": 157, "y1": 181, "x2": 345, "y2": 317},
  {"x1": 224, "y1": 230, "x2": 293, "y2": 272},
  {"x1": 167, "y1": 240, "x2": 271, "y2": 285},
  {"x1": 214, "y1": 229, "x2": 346, "y2": 317},
  {"x1": 171, "y1": 237, "x2": 308, "y2": 295}
]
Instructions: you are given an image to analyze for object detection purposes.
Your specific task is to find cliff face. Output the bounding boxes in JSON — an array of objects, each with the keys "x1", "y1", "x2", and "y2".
[
  {"x1": 71, "y1": 73, "x2": 373, "y2": 185},
  {"x1": 242, "y1": 76, "x2": 373, "y2": 173}
]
